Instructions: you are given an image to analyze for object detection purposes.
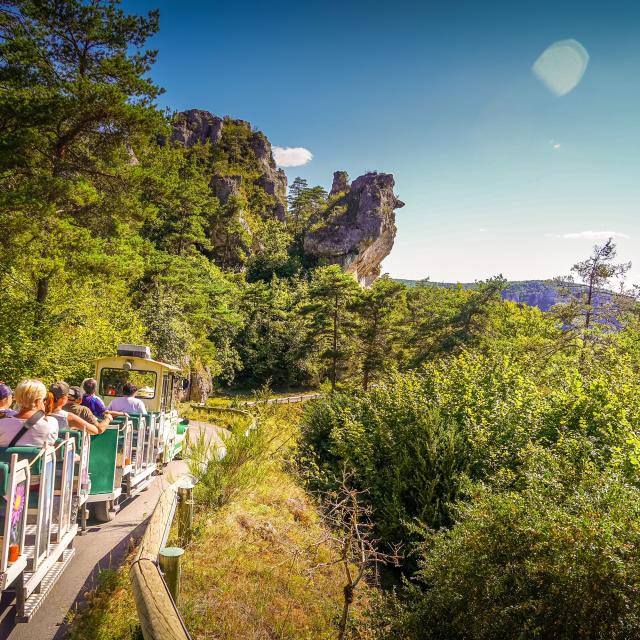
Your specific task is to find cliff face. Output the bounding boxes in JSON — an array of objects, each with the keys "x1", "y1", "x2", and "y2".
[
  {"x1": 171, "y1": 111, "x2": 403, "y2": 284},
  {"x1": 171, "y1": 110, "x2": 288, "y2": 266},
  {"x1": 304, "y1": 172, "x2": 404, "y2": 286}
]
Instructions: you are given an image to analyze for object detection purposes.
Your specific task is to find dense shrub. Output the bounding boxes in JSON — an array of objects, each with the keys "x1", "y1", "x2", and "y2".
[
  {"x1": 298, "y1": 354, "x2": 640, "y2": 556},
  {"x1": 392, "y1": 446, "x2": 640, "y2": 640},
  {"x1": 299, "y1": 373, "x2": 474, "y2": 550}
]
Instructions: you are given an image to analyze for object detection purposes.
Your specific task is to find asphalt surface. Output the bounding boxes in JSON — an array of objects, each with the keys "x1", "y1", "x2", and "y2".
[{"x1": 0, "y1": 421, "x2": 224, "y2": 640}]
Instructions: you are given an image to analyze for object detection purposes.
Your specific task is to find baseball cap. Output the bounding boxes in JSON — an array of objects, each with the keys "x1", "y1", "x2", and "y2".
[
  {"x1": 0, "y1": 382, "x2": 12, "y2": 400},
  {"x1": 68, "y1": 386, "x2": 83, "y2": 401},
  {"x1": 49, "y1": 381, "x2": 70, "y2": 401}
]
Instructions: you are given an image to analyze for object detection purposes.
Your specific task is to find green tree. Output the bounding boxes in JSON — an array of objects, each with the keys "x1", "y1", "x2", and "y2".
[
  {"x1": 302, "y1": 265, "x2": 360, "y2": 389},
  {"x1": 287, "y1": 177, "x2": 327, "y2": 251},
  {"x1": 353, "y1": 277, "x2": 407, "y2": 389},
  {"x1": 553, "y1": 239, "x2": 632, "y2": 353},
  {"x1": 140, "y1": 143, "x2": 215, "y2": 257}
]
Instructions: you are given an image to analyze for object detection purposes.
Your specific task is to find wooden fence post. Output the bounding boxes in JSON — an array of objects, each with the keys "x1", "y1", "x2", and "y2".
[
  {"x1": 159, "y1": 547, "x2": 184, "y2": 604},
  {"x1": 177, "y1": 486, "x2": 193, "y2": 544}
]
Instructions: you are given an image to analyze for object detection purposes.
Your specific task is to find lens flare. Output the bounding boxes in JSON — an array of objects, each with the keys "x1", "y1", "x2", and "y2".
[{"x1": 533, "y1": 39, "x2": 589, "y2": 96}]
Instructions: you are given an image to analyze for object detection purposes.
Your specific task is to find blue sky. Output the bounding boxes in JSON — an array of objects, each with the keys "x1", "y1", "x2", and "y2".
[{"x1": 125, "y1": 0, "x2": 640, "y2": 284}]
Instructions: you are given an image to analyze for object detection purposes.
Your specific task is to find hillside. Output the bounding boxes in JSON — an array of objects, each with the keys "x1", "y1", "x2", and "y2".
[{"x1": 394, "y1": 279, "x2": 612, "y2": 311}]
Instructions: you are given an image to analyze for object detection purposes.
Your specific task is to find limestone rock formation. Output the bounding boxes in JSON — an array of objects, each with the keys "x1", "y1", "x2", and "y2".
[
  {"x1": 251, "y1": 133, "x2": 288, "y2": 221},
  {"x1": 171, "y1": 110, "x2": 288, "y2": 266},
  {"x1": 171, "y1": 109, "x2": 223, "y2": 147},
  {"x1": 171, "y1": 110, "x2": 287, "y2": 221},
  {"x1": 330, "y1": 171, "x2": 350, "y2": 196},
  {"x1": 304, "y1": 171, "x2": 404, "y2": 286}
]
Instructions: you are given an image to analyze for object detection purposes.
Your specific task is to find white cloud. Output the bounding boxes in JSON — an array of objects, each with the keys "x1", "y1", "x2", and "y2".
[
  {"x1": 555, "y1": 230, "x2": 631, "y2": 240},
  {"x1": 273, "y1": 146, "x2": 313, "y2": 167}
]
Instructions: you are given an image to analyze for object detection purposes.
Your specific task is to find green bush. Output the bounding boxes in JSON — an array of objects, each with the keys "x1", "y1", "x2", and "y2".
[
  {"x1": 298, "y1": 355, "x2": 640, "y2": 560},
  {"x1": 397, "y1": 446, "x2": 640, "y2": 640},
  {"x1": 298, "y1": 373, "x2": 473, "y2": 551}
]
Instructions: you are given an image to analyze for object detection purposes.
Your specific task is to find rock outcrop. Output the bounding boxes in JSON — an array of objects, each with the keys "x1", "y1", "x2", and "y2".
[
  {"x1": 171, "y1": 110, "x2": 288, "y2": 266},
  {"x1": 171, "y1": 110, "x2": 287, "y2": 222},
  {"x1": 330, "y1": 171, "x2": 350, "y2": 196},
  {"x1": 171, "y1": 111, "x2": 403, "y2": 284},
  {"x1": 171, "y1": 109, "x2": 223, "y2": 147},
  {"x1": 304, "y1": 171, "x2": 404, "y2": 286}
]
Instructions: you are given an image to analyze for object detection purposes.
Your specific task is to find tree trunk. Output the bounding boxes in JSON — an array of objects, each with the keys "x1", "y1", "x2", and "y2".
[
  {"x1": 338, "y1": 584, "x2": 353, "y2": 640},
  {"x1": 34, "y1": 276, "x2": 49, "y2": 327},
  {"x1": 332, "y1": 297, "x2": 338, "y2": 390}
]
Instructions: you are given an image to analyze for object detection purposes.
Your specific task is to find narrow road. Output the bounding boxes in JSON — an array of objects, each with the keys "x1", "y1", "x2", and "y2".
[{"x1": 0, "y1": 421, "x2": 225, "y2": 640}]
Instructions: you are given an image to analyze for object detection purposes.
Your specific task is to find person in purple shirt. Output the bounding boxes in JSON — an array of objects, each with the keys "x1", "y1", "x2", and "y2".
[
  {"x1": 81, "y1": 378, "x2": 126, "y2": 419},
  {"x1": 81, "y1": 378, "x2": 106, "y2": 417}
]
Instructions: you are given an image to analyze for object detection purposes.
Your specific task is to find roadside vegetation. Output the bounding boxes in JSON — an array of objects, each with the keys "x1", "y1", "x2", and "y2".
[{"x1": 67, "y1": 558, "x2": 140, "y2": 640}]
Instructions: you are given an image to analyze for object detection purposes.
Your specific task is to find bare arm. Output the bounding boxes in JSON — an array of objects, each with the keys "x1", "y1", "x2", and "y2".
[{"x1": 67, "y1": 412, "x2": 99, "y2": 435}]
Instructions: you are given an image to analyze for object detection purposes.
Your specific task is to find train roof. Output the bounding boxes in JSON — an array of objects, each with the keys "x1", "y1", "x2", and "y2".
[{"x1": 94, "y1": 354, "x2": 182, "y2": 373}]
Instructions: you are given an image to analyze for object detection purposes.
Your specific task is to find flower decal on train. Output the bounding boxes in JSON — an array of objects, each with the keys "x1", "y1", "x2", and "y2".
[{"x1": 10, "y1": 482, "x2": 26, "y2": 541}]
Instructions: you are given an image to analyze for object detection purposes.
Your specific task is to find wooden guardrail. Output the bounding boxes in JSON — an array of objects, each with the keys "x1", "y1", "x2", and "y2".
[
  {"x1": 241, "y1": 392, "x2": 322, "y2": 406},
  {"x1": 130, "y1": 482, "x2": 191, "y2": 640},
  {"x1": 188, "y1": 405, "x2": 258, "y2": 432}
]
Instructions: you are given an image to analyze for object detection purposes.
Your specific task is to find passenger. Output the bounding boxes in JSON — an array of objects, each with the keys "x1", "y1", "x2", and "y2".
[
  {"x1": 0, "y1": 379, "x2": 58, "y2": 447},
  {"x1": 81, "y1": 378, "x2": 125, "y2": 418},
  {"x1": 107, "y1": 382, "x2": 148, "y2": 415},
  {"x1": 48, "y1": 382, "x2": 100, "y2": 435},
  {"x1": 64, "y1": 386, "x2": 113, "y2": 434},
  {"x1": 80, "y1": 378, "x2": 107, "y2": 418},
  {"x1": 0, "y1": 382, "x2": 17, "y2": 418}
]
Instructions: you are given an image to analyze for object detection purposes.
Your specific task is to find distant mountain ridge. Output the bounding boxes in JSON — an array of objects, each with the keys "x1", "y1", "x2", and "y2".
[{"x1": 394, "y1": 279, "x2": 611, "y2": 312}]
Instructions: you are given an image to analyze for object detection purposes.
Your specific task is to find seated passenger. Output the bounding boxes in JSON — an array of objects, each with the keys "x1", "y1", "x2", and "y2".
[
  {"x1": 0, "y1": 382, "x2": 17, "y2": 418},
  {"x1": 64, "y1": 386, "x2": 113, "y2": 434},
  {"x1": 107, "y1": 382, "x2": 148, "y2": 415},
  {"x1": 81, "y1": 378, "x2": 125, "y2": 418},
  {"x1": 0, "y1": 379, "x2": 58, "y2": 447},
  {"x1": 48, "y1": 381, "x2": 101, "y2": 435},
  {"x1": 80, "y1": 378, "x2": 106, "y2": 418}
]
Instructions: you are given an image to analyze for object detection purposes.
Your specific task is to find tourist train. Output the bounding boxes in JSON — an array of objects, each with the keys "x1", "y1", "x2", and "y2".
[{"x1": 0, "y1": 345, "x2": 189, "y2": 621}]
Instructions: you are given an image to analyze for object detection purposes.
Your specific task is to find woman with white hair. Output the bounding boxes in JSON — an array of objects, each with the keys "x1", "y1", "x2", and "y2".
[{"x1": 0, "y1": 379, "x2": 59, "y2": 447}]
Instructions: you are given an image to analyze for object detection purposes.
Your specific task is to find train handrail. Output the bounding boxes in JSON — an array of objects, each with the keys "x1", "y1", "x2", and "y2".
[{"x1": 130, "y1": 481, "x2": 190, "y2": 640}]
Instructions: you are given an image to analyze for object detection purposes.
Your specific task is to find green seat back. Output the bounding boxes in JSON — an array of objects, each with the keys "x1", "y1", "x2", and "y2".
[
  {"x1": 0, "y1": 446, "x2": 45, "y2": 474},
  {"x1": 88, "y1": 429, "x2": 118, "y2": 495},
  {"x1": 0, "y1": 461, "x2": 9, "y2": 496},
  {"x1": 176, "y1": 419, "x2": 189, "y2": 435}
]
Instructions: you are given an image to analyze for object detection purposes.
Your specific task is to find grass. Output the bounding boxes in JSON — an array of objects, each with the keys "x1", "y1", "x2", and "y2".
[
  {"x1": 67, "y1": 403, "x2": 370, "y2": 640},
  {"x1": 179, "y1": 405, "x2": 370, "y2": 639},
  {"x1": 66, "y1": 556, "x2": 141, "y2": 640}
]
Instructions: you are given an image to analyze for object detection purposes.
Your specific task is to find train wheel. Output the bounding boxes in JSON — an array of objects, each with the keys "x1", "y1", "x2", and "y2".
[{"x1": 93, "y1": 499, "x2": 117, "y2": 522}]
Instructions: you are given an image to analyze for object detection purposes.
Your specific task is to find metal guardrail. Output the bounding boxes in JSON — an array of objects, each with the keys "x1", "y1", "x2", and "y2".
[{"x1": 130, "y1": 482, "x2": 191, "y2": 640}]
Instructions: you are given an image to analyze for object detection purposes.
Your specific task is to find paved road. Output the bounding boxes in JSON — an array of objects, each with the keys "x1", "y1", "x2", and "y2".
[{"x1": 0, "y1": 421, "x2": 224, "y2": 640}]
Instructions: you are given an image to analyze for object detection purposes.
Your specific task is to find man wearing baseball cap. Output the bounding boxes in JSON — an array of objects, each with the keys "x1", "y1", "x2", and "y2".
[
  {"x1": 64, "y1": 385, "x2": 112, "y2": 434},
  {"x1": 49, "y1": 381, "x2": 100, "y2": 435},
  {"x1": 0, "y1": 382, "x2": 17, "y2": 417}
]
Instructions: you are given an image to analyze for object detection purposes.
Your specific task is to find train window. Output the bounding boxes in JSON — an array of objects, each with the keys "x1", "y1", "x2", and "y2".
[
  {"x1": 99, "y1": 368, "x2": 158, "y2": 398},
  {"x1": 161, "y1": 374, "x2": 170, "y2": 410}
]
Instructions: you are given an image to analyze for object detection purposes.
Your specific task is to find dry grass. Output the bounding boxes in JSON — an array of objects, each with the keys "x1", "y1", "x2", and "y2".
[
  {"x1": 66, "y1": 555, "x2": 141, "y2": 640},
  {"x1": 178, "y1": 405, "x2": 371, "y2": 639},
  {"x1": 180, "y1": 467, "x2": 369, "y2": 639}
]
